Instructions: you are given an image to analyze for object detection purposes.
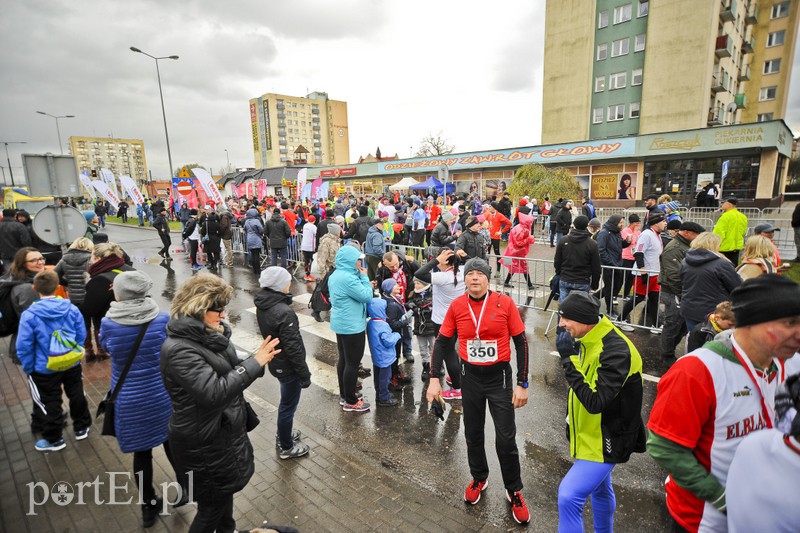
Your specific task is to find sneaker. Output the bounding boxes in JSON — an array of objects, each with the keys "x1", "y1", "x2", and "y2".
[
  {"x1": 377, "y1": 397, "x2": 400, "y2": 407},
  {"x1": 464, "y1": 479, "x2": 488, "y2": 505},
  {"x1": 650, "y1": 328, "x2": 661, "y2": 335},
  {"x1": 618, "y1": 322, "x2": 635, "y2": 332},
  {"x1": 607, "y1": 312, "x2": 620, "y2": 321},
  {"x1": 275, "y1": 429, "x2": 302, "y2": 449},
  {"x1": 339, "y1": 392, "x2": 363, "y2": 406},
  {"x1": 35, "y1": 438, "x2": 66, "y2": 452},
  {"x1": 342, "y1": 399, "x2": 370, "y2": 413},
  {"x1": 445, "y1": 375, "x2": 453, "y2": 387},
  {"x1": 75, "y1": 427, "x2": 90, "y2": 441},
  {"x1": 441, "y1": 388, "x2": 462, "y2": 401},
  {"x1": 279, "y1": 443, "x2": 310, "y2": 460},
  {"x1": 507, "y1": 491, "x2": 531, "y2": 524},
  {"x1": 421, "y1": 362, "x2": 431, "y2": 381},
  {"x1": 191, "y1": 264, "x2": 202, "y2": 270},
  {"x1": 503, "y1": 282, "x2": 513, "y2": 288}
]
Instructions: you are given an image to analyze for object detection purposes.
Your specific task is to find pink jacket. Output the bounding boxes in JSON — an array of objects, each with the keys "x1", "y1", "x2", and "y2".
[{"x1": 502, "y1": 213, "x2": 536, "y2": 274}]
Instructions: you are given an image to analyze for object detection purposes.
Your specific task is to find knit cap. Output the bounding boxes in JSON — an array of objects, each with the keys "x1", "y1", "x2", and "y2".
[
  {"x1": 381, "y1": 278, "x2": 397, "y2": 294},
  {"x1": 441, "y1": 211, "x2": 454, "y2": 223},
  {"x1": 731, "y1": 274, "x2": 800, "y2": 327},
  {"x1": 572, "y1": 215, "x2": 589, "y2": 230},
  {"x1": 558, "y1": 292, "x2": 600, "y2": 324},
  {"x1": 113, "y1": 271, "x2": 153, "y2": 301},
  {"x1": 463, "y1": 257, "x2": 491, "y2": 279},
  {"x1": 259, "y1": 266, "x2": 292, "y2": 291},
  {"x1": 83, "y1": 210, "x2": 96, "y2": 223}
]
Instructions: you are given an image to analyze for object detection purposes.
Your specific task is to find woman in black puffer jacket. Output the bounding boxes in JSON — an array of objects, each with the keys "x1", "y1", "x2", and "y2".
[
  {"x1": 54, "y1": 237, "x2": 93, "y2": 307},
  {"x1": 160, "y1": 274, "x2": 280, "y2": 533}
]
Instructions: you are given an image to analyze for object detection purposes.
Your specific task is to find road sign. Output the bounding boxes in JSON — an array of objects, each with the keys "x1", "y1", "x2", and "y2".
[
  {"x1": 722, "y1": 160, "x2": 729, "y2": 180},
  {"x1": 32, "y1": 205, "x2": 87, "y2": 246},
  {"x1": 178, "y1": 167, "x2": 192, "y2": 178},
  {"x1": 22, "y1": 153, "x2": 81, "y2": 197},
  {"x1": 176, "y1": 180, "x2": 193, "y2": 195}
]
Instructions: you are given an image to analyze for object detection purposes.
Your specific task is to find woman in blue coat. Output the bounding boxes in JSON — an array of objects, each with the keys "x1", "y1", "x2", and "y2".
[
  {"x1": 99, "y1": 271, "x2": 186, "y2": 528},
  {"x1": 243, "y1": 208, "x2": 264, "y2": 275},
  {"x1": 329, "y1": 244, "x2": 374, "y2": 412}
]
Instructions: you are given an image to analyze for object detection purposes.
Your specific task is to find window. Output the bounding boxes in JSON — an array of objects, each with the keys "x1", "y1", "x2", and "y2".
[
  {"x1": 597, "y1": 43, "x2": 608, "y2": 60},
  {"x1": 593, "y1": 108, "x2": 604, "y2": 124},
  {"x1": 771, "y1": 2, "x2": 789, "y2": 18},
  {"x1": 757, "y1": 113, "x2": 774, "y2": 122},
  {"x1": 759, "y1": 86, "x2": 777, "y2": 101},
  {"x1": 630, "y1": 102, "x2": 640, "y2": 118},
  {"x1": 635, "y1": 33, "x2": 646, "y2": 52},
  {"x1": 595, "y1": 76, "x2": 606, "y2": 92},
  {"x1": 767, "y1": 31, "x2": 786, "y2": 47},
  {"x1": 611, "y1": 38, "x2": 630, "y2": 57},
  {"x1": 609, "y1": 71, "x2": 627, "y2": 89},
  {"x1": 632, "y1": 68, "x2": 643, "y2": 85},
  {"x1": 613, "y1": 4, "x2": 632, "y2": 23},
  {"x1": 608, "y1": 104, "x2": 625, "y2": 121},
  {"x1": 638, "y1": 1, "x2": 648, "y2": 17},
  {"x1": 764, "y1": 59, "x2": 781, "y2": 74},
  {"x1": 598, "y1": 10, "x2": 609, "y2": 28}
]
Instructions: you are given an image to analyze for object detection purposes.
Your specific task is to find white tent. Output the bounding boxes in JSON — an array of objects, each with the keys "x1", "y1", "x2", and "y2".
[{"x1": 388, "y1": 177, "x2": 420, "y2": 191}]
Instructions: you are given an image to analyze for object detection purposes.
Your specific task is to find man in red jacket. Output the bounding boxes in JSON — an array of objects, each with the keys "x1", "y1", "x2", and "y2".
[
  {"x1": 485, "y1": 202, "x2": 511, "y2": 271},
  {"x1": 424, "y1": 196, "x2": 441, "y2": 247}
]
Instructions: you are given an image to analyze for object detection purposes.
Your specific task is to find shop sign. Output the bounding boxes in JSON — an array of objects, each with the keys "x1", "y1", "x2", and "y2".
[
  {"x1": 320, "y1": 167, "x2": 357, "y2": 178},
  {"x1": 590, "y1": 175, "x2": 618, "y2": 199},
  {"x1": 638, "y1": 122, "x2": 792, "y2": 157}
]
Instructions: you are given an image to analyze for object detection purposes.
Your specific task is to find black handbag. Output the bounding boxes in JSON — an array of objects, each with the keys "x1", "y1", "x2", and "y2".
[
  {"x1": 244, "y1": 401, "x2": 260, "y2": 432},
  {"x1": 95, "y1": 321, "x2": 152, "y2": 436}
]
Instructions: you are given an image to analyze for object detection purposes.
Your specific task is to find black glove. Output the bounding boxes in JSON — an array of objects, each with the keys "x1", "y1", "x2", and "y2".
[
  {"x1": 556, "y1": 331, "x2": 579, "y2": 363},
  {"x1": 431, "y1": 394, "x2": 446, "y2": 421},
  {"x1": 300, "y1": 378, "x2": 311, "y2": 389}
]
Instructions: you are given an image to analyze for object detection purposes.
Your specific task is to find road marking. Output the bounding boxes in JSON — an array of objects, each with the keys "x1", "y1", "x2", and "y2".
[{"x1": 549, "y1": 350, "x2": 660, "y2": 383}]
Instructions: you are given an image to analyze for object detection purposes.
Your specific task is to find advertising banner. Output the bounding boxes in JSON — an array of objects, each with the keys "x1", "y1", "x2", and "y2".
[
  {"x1": 296, "y1": 168, "x2": 308, "y2": 202},
  {"x1": 310, "y1": 177, "x2": 323, "y2": 199},
  {"x1": 80, "y1": 171, "x2": 97, "y2": 199},
  {"x1": 257, "y1": 180, "x2": 268, "y2": 200},
  {"x1": 192, "y1": 168, "x2": 224, "y2": 208},
  {"x1": 90, "y1": 180, "x2": 119, "y2": 211},
  {"x1": 99, "y1": 168, "x2": 120, "y2": 198},
  {"x1": 119, "y1": 175, "x2": 145, "y2": 206}
]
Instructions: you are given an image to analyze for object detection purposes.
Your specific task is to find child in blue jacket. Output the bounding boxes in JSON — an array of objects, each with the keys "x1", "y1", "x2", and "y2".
[
  {"x1": 16, "y1": 270, "x2": 90, "y2": 452},
  {"x1": 366, "y1": 299, "x2": 401, "y2": 407},
  {"x1": 381, "y1": 278, "x2": 413, "y2": 388}
]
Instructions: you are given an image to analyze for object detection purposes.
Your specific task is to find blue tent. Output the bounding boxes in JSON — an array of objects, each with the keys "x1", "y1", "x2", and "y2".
[{"x1": 407, "y1": 176, "x2": 454, "y2": 194}]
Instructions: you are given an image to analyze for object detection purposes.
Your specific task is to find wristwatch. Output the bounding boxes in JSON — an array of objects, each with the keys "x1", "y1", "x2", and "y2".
[{"x1": 518, "y1": 381, "x2": 529, "y2": 389}]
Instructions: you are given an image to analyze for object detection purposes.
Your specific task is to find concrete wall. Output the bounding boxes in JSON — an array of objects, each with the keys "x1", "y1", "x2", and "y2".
[
  {"x1": 327, "y1": 100, "x2": 350, "y2": 165},
  {"x1": 541, "y1": 0, "x2": 595, "y2": 144}
]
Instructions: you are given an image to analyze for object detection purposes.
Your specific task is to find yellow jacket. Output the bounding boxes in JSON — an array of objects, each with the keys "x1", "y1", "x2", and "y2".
[{"x1": 712, "y1": 208, "x2": 748, "y2": 252}]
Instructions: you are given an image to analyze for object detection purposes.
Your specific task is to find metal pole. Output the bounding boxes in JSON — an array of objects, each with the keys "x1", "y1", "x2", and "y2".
[
  {"x1": 55, "y1": 117, "x2": 64, "y2": 154},
  {"x1": 154, "y1": 59, "x2": 174, "y2": 182}
]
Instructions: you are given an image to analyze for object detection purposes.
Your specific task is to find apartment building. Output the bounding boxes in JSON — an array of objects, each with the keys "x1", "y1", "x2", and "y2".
[{"x1": 68, "y1": 136, "x2": 148, "y2": 185}]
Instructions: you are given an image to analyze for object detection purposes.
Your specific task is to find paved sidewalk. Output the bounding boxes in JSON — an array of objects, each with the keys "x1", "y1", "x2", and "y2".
[{"x1": 0, "y1": 349, "x2": 506, "y2": 533}]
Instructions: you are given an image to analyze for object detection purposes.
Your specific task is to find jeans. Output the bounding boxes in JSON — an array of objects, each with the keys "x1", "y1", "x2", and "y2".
[
  {"x1": 138, "y1": 213, "x2": 145, "y2": 226},
  {"x1": 684, "y1": 318, "x2": 700, "y2": 333},
  {"x1": 559, "y1": 281, "x2": 590, "y2": 304},
  {"x1": 373, "y1": 365, "x2": 392, "y2": 401},
  {"x1": 336, "y1": 331, "x2": 366, "y2": 404},
  {"x1": 556, "y1": 232, "x2": 565, "y2": 245},
  {"x1": 402, "y1": 324, "x2": 413, "y2": 357},
  {"x1": 660, "y1": 291, "x2": 687, "y2": 358},
  {"x1": 270, "y1": 247, "x2": 288, "y2": 268},
  {"x1": 558, "y1": 460, "x2": 616, "y2": 533},
  {"x1": 277, "y1": 375, "x2": 302, "y2": 450},
  {"x1": 461, "y1": 362, "x2": 522, "y2": 492},
  {"x1": 189, "y1": 492, "x2": 235, "y2": 533},
  {"x1": 98, "y1": 214, "x2": 106, "y2": 228}
]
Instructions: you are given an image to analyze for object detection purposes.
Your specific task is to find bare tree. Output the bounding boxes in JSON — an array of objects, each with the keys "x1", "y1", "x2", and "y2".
[{"x1": 414, "y1": 131, "x2": 454, "y2": 157}]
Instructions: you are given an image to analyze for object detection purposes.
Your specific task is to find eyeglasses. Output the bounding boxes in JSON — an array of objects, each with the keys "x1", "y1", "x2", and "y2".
[
  {"x1": 208, "y1": 308, "x2": 226, "y2": 314},
  {"x1": 26, "y1": 257, "x2": 46, "y2": 263}
]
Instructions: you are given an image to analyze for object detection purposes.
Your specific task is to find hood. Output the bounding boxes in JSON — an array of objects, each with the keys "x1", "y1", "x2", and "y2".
[
  {"x1": 254, "y1": 287, "x2": 292, "y2": 310},
  {"x1": 517, "y1": 212, "x2": 533, "y2": 229},
  {"x1": 166, "y1": 315, "x2": 231, "y2": 348},
  {"x1": 367, "y1": 298, "x2": 387, "y2": 319},
  {"x1": 270, "y1": 212, "x2": 283, "y2": 222},
  {"x1": 16, "y1": 210, "x2": 31, "y2": 223},
  {"x1": 326, "y1": 223, "x2": 340, "y2": 235},
  {"x1": 28, "y1": 297, "x2": 74, "y2": 320},
  {"x1": 62, "y1": 248, "x2": 91, "y2": 267},
  {"x1": 334, "y1": 243, "x2": 362, "y2": 270},
  {"x1": 246, "y1": 208, "x2": 260, "y2": 219},
  {"x1": 566, "y1": 229, "x2": 591, "y2": 243},
  {"x1": 604, "y1": 214, "x2": 623, "y2": 233},
  {"x1": 684, "y1": 248, "x2": 724, "y2": 267}
]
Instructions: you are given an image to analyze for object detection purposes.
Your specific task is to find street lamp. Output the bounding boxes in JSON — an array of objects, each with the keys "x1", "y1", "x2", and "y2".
[
  {"x1": 35, "y1": 112, "x2": 74, "y2": 155},
  {"x1": 1, "y1": 141, "x2": 26, "y2": 186},
  {"x1": 130, "y1": 46, "x2": 179, "y2": 186},
  {"x1": 224, "y1": 149, "x2": 230, "y2": 169}
]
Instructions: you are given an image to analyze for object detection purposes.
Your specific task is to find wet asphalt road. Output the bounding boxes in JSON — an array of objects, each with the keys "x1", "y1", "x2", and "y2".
[{"x1": 105, "y1": 224, "x2": 672, "y2": 531}]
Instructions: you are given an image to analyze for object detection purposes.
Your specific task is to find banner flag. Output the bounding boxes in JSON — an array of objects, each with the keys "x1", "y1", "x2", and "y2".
[
  {"x1": 310, "y1": 177, "x2": 323, "y2": 200},
  {"x1": 80, "y1": 171, "x2": 97, "y2": 199},
  {"x1": 100, "y1": 168, "x2": 121, "y2": 198},
  {"x1": 192, "y1": 168, "x2": 224, "y2": 209},
  {"x1": 119, "y1": 175, "x2": 145, "y2": 206},
  {"x1": 296, "y1": 169, "x2": 308, "y2": 202},
  {"x1": 90, "y1": 180, "x2": 120, "y2": 211},
  {"x1": 318, "y1": 181, "x2": 330, "y2": 199}
]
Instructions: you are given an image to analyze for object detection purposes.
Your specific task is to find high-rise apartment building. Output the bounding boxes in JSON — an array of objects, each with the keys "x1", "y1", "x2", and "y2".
[
  {"x1": 249, "y1": 91, "x2": 350, "y2": 168},
  {"x1": 68, "y1": 136, "x2": 148, "y2": 185},
  {"x1": 542, "y1": 0, "x2": 799, "y2": 144}
]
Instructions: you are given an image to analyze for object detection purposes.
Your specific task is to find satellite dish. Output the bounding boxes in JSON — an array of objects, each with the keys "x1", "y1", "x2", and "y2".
[
  {"x1": 726, "y1": 103, "x2": 738, "y2": 113},
  {"x1": 32, "y1": 205, "x2": 88, "y2": 246}
]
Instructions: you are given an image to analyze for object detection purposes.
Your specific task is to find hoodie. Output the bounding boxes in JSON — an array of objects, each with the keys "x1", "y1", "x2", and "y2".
[
  {"x1": 364, "y1": 224, "x2": 386, "y2": 258},
  {"x1": 328, "y1": 245, "x2": 374, "y2": 334},
  {"x1": 16, "y1": 297, "x2": 86, "y2": 375},
  {"x1": 679, "y1": 249, "x2": 742, "y2": 322},
  {"x1": 366, "y1": 299, "x2": 401, "y2": 368},
  {"x1": 553, "y1": 229, "x2": 602, "y2": 289},
  {"x1": 595, "y1": 214, "x2": 627, "y2": 267}
]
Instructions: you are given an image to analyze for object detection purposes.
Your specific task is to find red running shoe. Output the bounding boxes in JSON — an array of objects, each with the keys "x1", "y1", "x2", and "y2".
[
  {"x1": 464, "y1": 479, "x2": 488, "y2": 505},
  {"x1": 507, "y1": 490, "x2": 530, "y2": 524}
]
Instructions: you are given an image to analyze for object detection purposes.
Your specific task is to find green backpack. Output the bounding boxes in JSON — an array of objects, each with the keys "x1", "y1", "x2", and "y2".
[{"x1": 47, "y1": 329, "x2": 85, "y2": 371}]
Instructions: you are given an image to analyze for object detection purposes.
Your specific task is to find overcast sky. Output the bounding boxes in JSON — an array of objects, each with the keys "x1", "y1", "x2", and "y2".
[{"x1": 0, "y1": 0, "x2": 797, "y2": 184}]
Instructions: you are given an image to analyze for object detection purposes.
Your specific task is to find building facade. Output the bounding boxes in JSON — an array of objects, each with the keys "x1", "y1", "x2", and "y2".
[
  {"x1": 67, "y1": 136, "x2": 148, "y2": 186},
  {"x1": 542, "y1": 0, "x2": 799, "y2": 144},
  {"x1": 249, "y1": 91, "x2": 350, "y2": 169}
]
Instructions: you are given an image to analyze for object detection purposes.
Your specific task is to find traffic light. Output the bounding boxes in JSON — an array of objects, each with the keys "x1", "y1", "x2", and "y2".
[{"x1": 91, "y1": 169, "x2": 97, "y2": 178}]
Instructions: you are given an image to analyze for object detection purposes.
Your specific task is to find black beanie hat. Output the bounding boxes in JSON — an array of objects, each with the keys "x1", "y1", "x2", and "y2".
[
  {"x1": 628, "y1": 213, "x2": 640, "y2": 223},
  {"x1": 463, "y1": 257, "x2": 491, "y2": 279},
  {"x1": 731, "y1": 274, "x2": 800, "y2": 327},
  {"x1": 572, "y1": 215, "x2": 589, "y2": 230},
  {"x1": 558, "y1": 292, "x2": 600, "y2": 324},
  {"x1": 648, "y1": 211, "x2": 665, "y2": 225}
]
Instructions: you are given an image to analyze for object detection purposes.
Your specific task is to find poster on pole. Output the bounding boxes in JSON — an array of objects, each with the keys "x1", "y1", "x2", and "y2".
[
  {"x1": 119, "y1": 175, "x2": 145, "y2": 206},
  {"x1": 90, "y1": 180, "x2": 119, "y2": 211},
  {"x1": 296, "y1": 168, "x2": 308, "y2": 202},
  {"x1": 80, "y1": 171, "x2": 97, "y2": 199},
  {"x1": 192, "y1": 167, "x2": 224, "y2": 209},
  {"x1": 99, "y1": 168, "x2": 120, "y2": 198}
]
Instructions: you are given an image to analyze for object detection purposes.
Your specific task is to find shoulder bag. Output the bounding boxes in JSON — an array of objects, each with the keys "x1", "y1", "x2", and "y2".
[{"x1": 95, "y1": 321, "x2": 152, "y2": 436}]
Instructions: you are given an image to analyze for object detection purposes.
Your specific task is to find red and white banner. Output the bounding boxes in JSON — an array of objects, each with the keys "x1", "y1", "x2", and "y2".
[
  {"x1": 119, "y1": 175, "x2": 145, "y2": 206},
  {"x1": 80, "y1": 171, "x2": 97, "y2": 200},
  {"x1": 100, "y1": 168, "x2": 121, "y2": 199},
  {"x1": 192, "y1": 168, "x2": 225, "y2": 209},
  {"x1": 90, "y1": 180, "x2": 120, "y2": 211},
  {"x1": 296, "y1": 168, "x2": 308, "y2": 202}
]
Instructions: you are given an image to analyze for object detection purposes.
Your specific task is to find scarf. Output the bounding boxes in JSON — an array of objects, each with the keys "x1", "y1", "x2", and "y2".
[
  {"x1": 105, "y1": 297, "x2": 160, "y2": 325},
  {"x1": 88, "y1": 256, "x2": 126, "y2": 277}
]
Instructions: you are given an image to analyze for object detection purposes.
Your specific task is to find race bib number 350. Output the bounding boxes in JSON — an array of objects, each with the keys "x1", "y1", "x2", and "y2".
[{"x1": 466, "y1": 339, "x2": 498, "y2": 363}]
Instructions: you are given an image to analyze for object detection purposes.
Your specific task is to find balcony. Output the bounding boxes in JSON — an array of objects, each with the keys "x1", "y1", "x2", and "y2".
[
  {"x1": 707, "y1": 108, "x2": 723, "y2": 125},
  {"x1": 312, "y1": 125, "x2": 320, "y2": 131},
  {"x1": 313, "y1": 133, "x2": 320, "y2": 139},
  {"x1": 312, "y1": 108, "x2": 319, "y2": 114},
  {"x1": 738, "y1": 65, "x2": 750, "y2": 81},
  {"x1": 278, "y1": 121, "x2": 286, "y2": 127},
  {"x1": 746, "y1": 5, "x2": 758, "y2": 24},
  {"x1": 314, "y1": 150, "x2": 322, "y2": 156},
  {"x1": 279, "y1": 148, "x2": 287, "y2": 154},
  {"x1": 720, "y1": 0, "x2": 734, "y2": 21},
  {"x1": 742, "y1": 37, "x2": 754, "y2": 53},
  {"x1": 314, "y1": 141, "x2": 321, "y2": 147},
  {"x1": 278, "y1": 129, "x2": 286, "y2": 136},
  {"x1": 735, "y1": 93, "x2": 747, "y2": 109},
  {"x1": 711, "y1": 69, "x2": 727, "y2": 92},
  {"x1": 715, "y1": 35, "x2": 732, "y2": 57},
  {"x1": 278, "y1": 113, "x2": 286, "y2": 119},
  {"x1": 312, "y1": 116, "x2": 320, "y2": 123},
  {"x1": 277, "y1": 103, "x2": 285, "y2": 110},
  {"x1": 279, "y1": 139, "x2": 287, "y2": 145}
]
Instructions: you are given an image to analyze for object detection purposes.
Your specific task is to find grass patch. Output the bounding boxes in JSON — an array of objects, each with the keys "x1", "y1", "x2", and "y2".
[
  {"x1": 107, "y1": 216, "x2": 183, "y2": 231},
  {"x1": 783, "y1": 261, "x2": 800, "y2": 284}
]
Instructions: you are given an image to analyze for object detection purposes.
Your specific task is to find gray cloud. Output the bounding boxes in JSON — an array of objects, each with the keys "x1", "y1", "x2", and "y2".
[{"x1": 492, "y1": 3, "x2": 546, "y2": 93}]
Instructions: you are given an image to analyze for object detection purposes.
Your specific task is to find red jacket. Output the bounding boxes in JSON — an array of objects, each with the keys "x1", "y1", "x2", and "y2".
[
  {"x1": 425, "y1": 205, "x2": 441, "y2": 231},
  {"x1": 485, "y1": 211, "x2": 511, "y2": 240}
]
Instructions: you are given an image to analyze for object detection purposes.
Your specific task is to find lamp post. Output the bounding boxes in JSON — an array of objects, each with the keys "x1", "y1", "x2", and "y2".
[
  {"x1": 130, "y1": 46, "x2": 178, "y2": 187},
  {"x1": 35, "y1": 112, "x2": 74, "y2": 154},
  {"x1": 224, "y1": 148, "x2": 230, "y2": 169},
  {"x1": 1, "y1": 141, "x2": 26, "y2": 186}
]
